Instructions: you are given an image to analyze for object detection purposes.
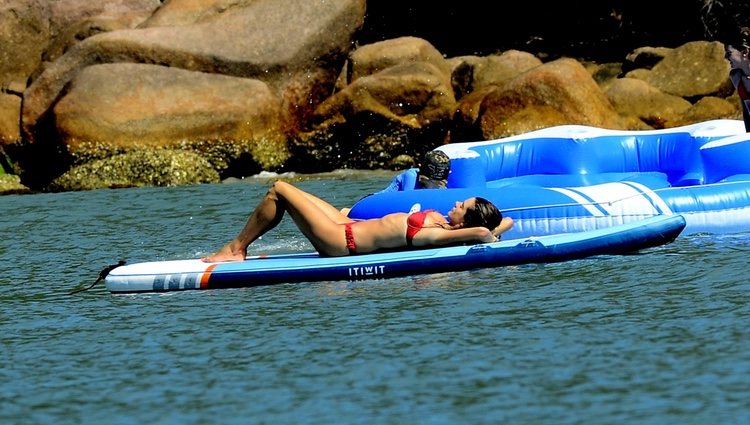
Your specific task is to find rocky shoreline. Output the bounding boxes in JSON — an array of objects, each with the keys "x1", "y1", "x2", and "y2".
[{"x1": 0, "y1": 1, "x2": 746, "y2": 195}]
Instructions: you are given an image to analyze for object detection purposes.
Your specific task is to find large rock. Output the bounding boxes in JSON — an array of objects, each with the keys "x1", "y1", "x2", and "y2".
[
  {"x1": 477, "y1": 58, "x2": 625, "y2": 138},
  {"x1": 622, "y1": 46, "x2": 673, "y2": 73},
  {"x1": 18, "y1": 0, "x2": 366, "y2": 188},
  {"x1": 605, "y1": 77, "x2": 692, "y2": 128},
  {"x1": 667, "y1": 96, "x2": 739, "y2": 128},
  {"x1": 0, "y1": 93, "x2": 21, "y2": 144},
  {"x1": 348, "y1": 36, "x2": 452, "y2": 82},
  {"x1": 449, "y1": 50, "x2": 543, "y2": 98},
  {"x1": 644, "y1": 41, "x2": 732, "y2": 98},
  {"x1": 23, "y1": 0, "x2": 366, "y2": 139},
  {"x1": 0, "y1": 0, "x2": 50, "y2": 88},
  {"x1": 53, "y1": 63, "x2": 288, "y2": 171},
  {"x1": 450, "y1": 51, "x2": 543, "y2": 141},
  {"x1": 42, "y1": 0, "x2": 161, "y2": 64},
  {"x1": 49, "y1": 0, "x2": 160, "y2": 31},
  {"x1": 0, "y1": 0, "x2": 160, "y2": 173},
  {"x1": 140, "y1": 0, "x2": 249, "y2": 27},
  {"x1": 4, "y1": 2, "x2": 750, "y2": 194},
  {"x1": 297, "y1": 37, "x2": 455, "y2": 170}
]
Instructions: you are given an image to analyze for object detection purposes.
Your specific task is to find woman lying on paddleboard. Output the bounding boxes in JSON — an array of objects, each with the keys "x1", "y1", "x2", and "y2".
[{"x1": 202, "y1": 181, "x2": 513, "y2": 262}]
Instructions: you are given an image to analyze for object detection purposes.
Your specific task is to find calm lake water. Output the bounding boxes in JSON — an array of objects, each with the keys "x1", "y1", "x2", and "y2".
[{"x1": 2, "y1": 172, "x2": 749, "y2": 425}]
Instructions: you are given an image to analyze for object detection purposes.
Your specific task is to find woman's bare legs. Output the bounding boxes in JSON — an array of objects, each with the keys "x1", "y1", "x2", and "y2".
[
  {"x1": 298, "y1": 188, "x2": 352, "y2": 224},
  {"x1": 202, "y1": 181, "x2": 352, "y2": 262},
  {"x1": 201, "y1": 182, "x2": 287, "y2": 262}
]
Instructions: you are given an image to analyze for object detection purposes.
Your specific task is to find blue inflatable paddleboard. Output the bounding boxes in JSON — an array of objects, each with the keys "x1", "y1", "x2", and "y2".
[{"x1": 104, "y1": 214, "x2": 685, "y2": 293}]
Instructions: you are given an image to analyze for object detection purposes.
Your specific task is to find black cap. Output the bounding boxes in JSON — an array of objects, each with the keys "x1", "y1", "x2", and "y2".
[{"x1": 422, "y1": 150, "x2": 450, "y2": 180}]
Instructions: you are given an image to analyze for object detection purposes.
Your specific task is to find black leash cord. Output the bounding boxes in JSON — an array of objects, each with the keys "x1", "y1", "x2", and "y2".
[{"x1": 69, "y1": 260, "x2": 127, "y2": 295}]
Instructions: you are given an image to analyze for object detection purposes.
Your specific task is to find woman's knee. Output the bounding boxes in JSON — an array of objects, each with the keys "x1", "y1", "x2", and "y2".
[
  {"x1": 272, "y1": 180, "x2": 302, "y2": 201},
  {"x1": 271, "y1": 180, "x2": 294, "y2": 193},
  {"x1": 267, "y1": 180, "x2": 290, "y2": 199}
]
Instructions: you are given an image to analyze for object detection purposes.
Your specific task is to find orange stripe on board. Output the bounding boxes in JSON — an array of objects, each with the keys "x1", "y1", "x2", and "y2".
[{"x1": 200, "y1": 264, "x2": 218, "y2": 289}]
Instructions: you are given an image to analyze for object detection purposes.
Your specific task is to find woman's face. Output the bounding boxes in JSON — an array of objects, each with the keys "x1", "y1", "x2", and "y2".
[{"x1": 447, "y1": 198, "x2": 476, "y2": 226}]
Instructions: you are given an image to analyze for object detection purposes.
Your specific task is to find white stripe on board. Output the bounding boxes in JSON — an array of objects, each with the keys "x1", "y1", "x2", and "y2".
[
  {"x1": 551, "y1": 183, "x2": 665, "y2": 217},
  {"x1": 549, "y1": 187, "x2": 607, "y2": 216}
]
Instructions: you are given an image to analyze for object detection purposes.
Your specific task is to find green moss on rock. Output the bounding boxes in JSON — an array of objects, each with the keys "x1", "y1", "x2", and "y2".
[{"x1": 49, "y1": 149, "x2": 220, "y2": 191}]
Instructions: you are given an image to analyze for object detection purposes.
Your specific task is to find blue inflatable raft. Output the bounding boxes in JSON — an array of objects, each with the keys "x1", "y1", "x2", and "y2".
[
  {"x1": 105, "y1": 214, "x2": 685, "y2": 293},
  {"x1": 348, "y1": 120, "x2": 750, "y2": 238}
]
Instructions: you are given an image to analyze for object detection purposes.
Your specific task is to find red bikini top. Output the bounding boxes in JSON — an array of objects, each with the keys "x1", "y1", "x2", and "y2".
[{"x1": 406, "y1": 209, "x2": 437, "y2": 246}]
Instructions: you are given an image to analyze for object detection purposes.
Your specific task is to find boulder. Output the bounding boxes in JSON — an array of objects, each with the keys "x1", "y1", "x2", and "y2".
[
  {"x1": 667, "y1": 96, "x2": 740, "y2": 127},
  {"x1": 3, "y1": 2, "x2": 750, "y2": 194},
  {"x1": 622, "y1": 46, "x2": 672, "y2": 73},
  {"x1": 53, "y1": 63, "x2": 288, "y2": 172},
  {"x1": 348, "y1": 36, "x2": 452, "y2": 82},
  {"x1": 0, "y1": 93, "x2": 21, "y2": 144},
  {"x1": 605, "y1": 77, "x2": 692, "y2": 128},
  {"x1": 450, "y1": 51, "x2": 545, "y2": 141},
  {"x1": 23, "y1": 0, "x2": 366, "y2": 140},
  {"x1": 42, "y1": 0, "x2": 161, "y2": 65},
  {"x1": 478, "y1": 58, "x2": 625, "y2": 138},
  {"x1": 449, "y1": 50, "x2": 543, "y2": 97},
  {"x1": 18, "y1": 0, "x2": 366, "y2": 188},
  {"x1": 644, "y1": 41, "x2": 732, "y2": 98},
  {"x1": 298, "y1": 37, "x2": 455, "y2": 170},
  {"x1": 0, "y1": 0, "x2": 50, "y2": 88}
]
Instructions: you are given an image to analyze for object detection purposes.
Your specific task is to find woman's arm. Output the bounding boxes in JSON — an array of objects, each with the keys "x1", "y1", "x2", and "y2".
[
  {"x1": 414, "y1": 216, "x2": 514, "y2": 247},
  {"x1": 492, "y1": 217, "x2": 514, "y2": 240},
  {"x1": 420, "y1": 226, "x2": 495, "y2": 246}
]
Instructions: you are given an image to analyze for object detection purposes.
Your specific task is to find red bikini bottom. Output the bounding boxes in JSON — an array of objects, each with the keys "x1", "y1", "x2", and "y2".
[{"x1": 344, "y1": 222, "x2": 357, "y2": 254}]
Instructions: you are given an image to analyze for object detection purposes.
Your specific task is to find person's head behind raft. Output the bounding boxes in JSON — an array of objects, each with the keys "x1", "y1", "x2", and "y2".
[{"x1": 418, "y1": 150, "x2": 451, "y2": 189}]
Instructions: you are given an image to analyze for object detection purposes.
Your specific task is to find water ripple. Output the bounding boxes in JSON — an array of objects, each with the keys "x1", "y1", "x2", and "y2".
[{"x1": 2, "y1": 179, "x2": 749, "y2": 424}]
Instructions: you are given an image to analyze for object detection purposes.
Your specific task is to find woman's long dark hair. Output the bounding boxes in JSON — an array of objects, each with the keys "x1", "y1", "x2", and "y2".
[{"x1": 463, "y1": 197, "x2": 502, "y2": 230}]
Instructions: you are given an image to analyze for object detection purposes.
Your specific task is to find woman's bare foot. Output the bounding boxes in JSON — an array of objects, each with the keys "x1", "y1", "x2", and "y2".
[{"x1": 201, "y1": 242, "x2": 247, "y2": 263}]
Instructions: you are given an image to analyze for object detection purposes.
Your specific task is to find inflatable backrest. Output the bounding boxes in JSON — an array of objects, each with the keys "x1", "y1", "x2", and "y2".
[
  {"x1": 442, "y1": 120, "x2": 747, "y2": 188},
  {"x1": 701, "y1": 134, "x2": 750, "y2": 183}
]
